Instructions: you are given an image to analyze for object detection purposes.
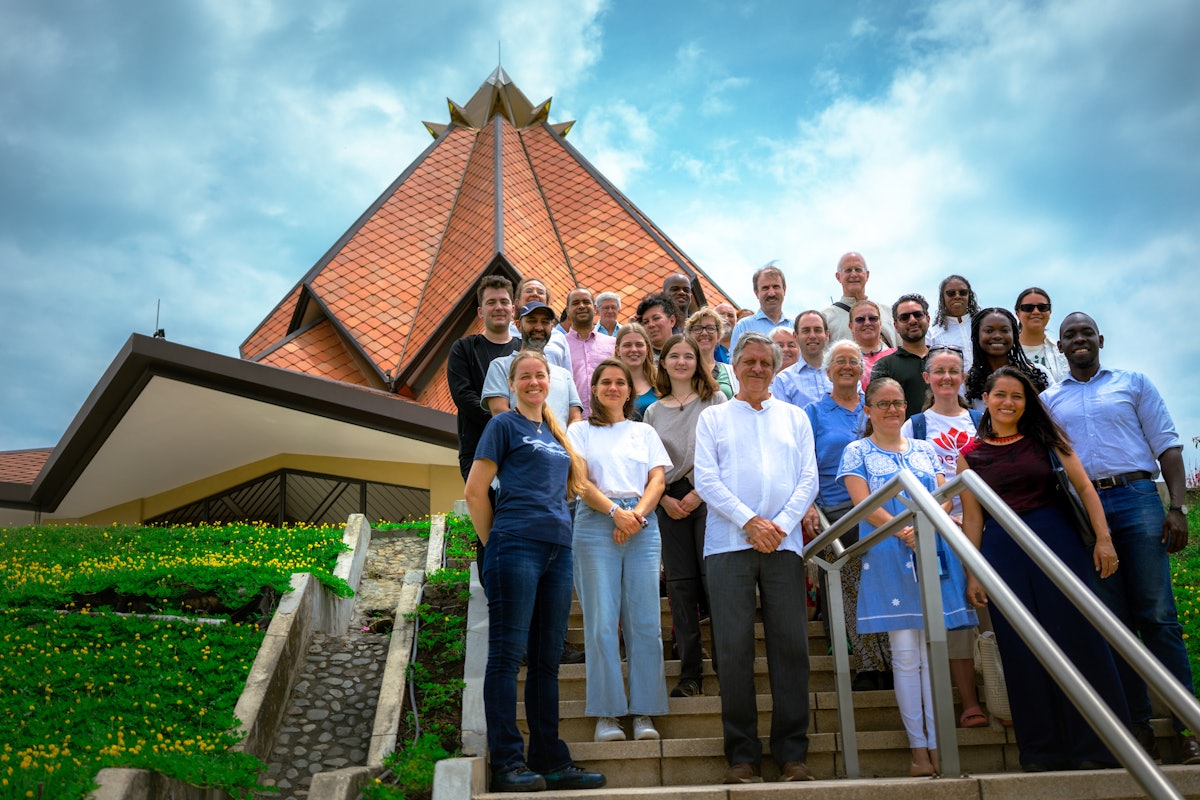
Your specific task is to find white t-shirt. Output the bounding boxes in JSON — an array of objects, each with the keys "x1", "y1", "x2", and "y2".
[
  {"x1": 567, "y1": 420, "x2": 672, "y2": 498},
  {"x1": 901, "y1": 409, "x2": 978, "y2": 516}
]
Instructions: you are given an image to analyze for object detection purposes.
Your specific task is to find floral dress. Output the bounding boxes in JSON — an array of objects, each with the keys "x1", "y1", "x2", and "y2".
[{"x1": 837, "y1": 438, "x2": 977, "y2": 634}]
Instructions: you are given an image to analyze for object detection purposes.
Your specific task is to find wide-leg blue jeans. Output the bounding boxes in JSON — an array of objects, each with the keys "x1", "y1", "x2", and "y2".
[{"x1": 573, "y1": 500, "x2": 669, "y2": 717}]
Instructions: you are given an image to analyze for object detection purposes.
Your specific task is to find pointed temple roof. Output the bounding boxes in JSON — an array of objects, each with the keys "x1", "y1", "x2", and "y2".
[{"x1": 240, "y1": 67, "x2": 736, "y2": 413}]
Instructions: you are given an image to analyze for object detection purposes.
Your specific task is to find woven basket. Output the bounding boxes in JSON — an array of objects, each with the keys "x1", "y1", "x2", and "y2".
[{"x1": 974, "y1": 630, "x2": 1012, "y2": 720}]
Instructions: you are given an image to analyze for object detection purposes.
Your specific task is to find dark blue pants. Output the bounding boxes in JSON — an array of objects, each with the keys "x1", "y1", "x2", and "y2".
[
  {"x1": 984, "y1": 505, "x2": 1131, "y2": 768},
  {"x1": 481, "y1": 533, "x2": 574, "y2": 774}
]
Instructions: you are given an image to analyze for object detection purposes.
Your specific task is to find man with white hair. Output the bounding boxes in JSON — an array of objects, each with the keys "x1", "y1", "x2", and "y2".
[
  {"x1": 596, "y1": 291, "x2": 622, "y2": 336},
  {"x1": 694, "y1": 331, "x2": 819, "y2": 783},
  {"x1": 822, "y1": 252, "x2": 897, "y2": 347}
]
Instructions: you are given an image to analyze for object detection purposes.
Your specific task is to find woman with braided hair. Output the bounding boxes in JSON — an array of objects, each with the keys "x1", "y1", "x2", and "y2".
[{"x1": 963, "y1": 307, "x2": 1051, "y2": 409}]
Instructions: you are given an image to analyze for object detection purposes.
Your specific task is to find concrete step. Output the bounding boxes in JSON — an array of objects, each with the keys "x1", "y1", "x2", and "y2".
[
  {"x1": 473, "y1": 764, "x2": 1200, "y2": 800},
  {"x1": 563, "y1": 620, "x2": 832, "y2": 659},
  {"x1": 519, "y1": 690, "x2": 998, "y2": 741}
]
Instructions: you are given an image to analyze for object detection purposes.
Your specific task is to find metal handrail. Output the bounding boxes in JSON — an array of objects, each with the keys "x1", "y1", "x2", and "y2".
[{"x1": 803, "y1": 467, "x2": 1200, "y2": 799}]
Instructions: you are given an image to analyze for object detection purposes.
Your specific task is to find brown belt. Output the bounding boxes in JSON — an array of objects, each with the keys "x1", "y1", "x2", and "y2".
[{"x1": 1091, "y1": 470, "x2": 1153, "y2": 491}]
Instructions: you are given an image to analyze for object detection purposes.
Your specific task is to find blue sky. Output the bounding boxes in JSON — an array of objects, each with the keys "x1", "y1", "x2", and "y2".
[{"x1": 2, "y1": 0, "x2": 1198, "y2": 471}]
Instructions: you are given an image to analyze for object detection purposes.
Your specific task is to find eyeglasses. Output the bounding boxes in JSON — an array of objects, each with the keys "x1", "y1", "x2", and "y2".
[
  {"x1": 870, "y1": 399, "x2": 908, "y2": 410},
  {"x1": 689, "y1": 324, "x2": 719, "y2": 333},
  {"x1": 853, "y1": 315, "x2": 879, "y2": 325},
  {"x1": 897, "y1": 310, "x2": 926, "y2": 322},
  {"x1": 944, "y1": 289, "x2": 970, "y2": 298},
  {"x1": 1017, "y1": 303, "x2": 1051, "y2": 313},
  {"x1": 830, "y1": 357, "x2": 861, "y2": 367}
]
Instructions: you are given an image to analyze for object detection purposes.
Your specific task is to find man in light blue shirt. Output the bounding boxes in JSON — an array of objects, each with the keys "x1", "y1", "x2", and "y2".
[
  {"x1": 771, "y1": 310, "x2": 833, "y2": 409},
  {"x1": 694, "y1": 332, "x2": 818, "y2": 783},
  {"x1": 1043, "y1": 311, "x2": 1197, "y2": 765},
  {"x1": 729, "y1": 263, "x2": 792, "y2": 351}
]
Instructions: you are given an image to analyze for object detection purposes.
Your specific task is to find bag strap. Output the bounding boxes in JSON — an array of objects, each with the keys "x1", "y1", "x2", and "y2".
[
  {"x1": 833, "y1": 301, "x2": 852, "y2": 312},
  {"x1": 910, "y1": 412, "x2": 927, "y2": 440}
]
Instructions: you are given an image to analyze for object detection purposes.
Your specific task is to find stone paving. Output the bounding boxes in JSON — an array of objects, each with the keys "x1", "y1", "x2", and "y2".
[{"x1": 258, "y1": 530, "x2": 430, "y2": 799}]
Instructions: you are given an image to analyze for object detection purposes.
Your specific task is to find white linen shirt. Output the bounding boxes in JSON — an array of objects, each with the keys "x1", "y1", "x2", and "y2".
[{"x1": 694, "y1": 397, "x2": 819, "y2": 558}]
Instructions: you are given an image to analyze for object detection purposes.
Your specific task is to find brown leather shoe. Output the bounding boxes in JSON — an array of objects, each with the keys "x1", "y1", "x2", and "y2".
[
  {"x1": 1133, "y1": 725, "x2": 1161, "y2": 761},
  {"x1": 1180, "y1": 733, "x2": 1200, "y2": 766},
  {"x1": 779, "y1": 760, "x2": 815, "y2": 781},
  {"x1": 722, "y1": 763, "x2": 762, "y2": 784}
]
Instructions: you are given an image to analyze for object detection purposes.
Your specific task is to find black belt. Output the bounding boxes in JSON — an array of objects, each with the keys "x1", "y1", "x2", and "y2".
[{"x1": 1092, "y1": 470, "x2": 1153, "y2": 491}]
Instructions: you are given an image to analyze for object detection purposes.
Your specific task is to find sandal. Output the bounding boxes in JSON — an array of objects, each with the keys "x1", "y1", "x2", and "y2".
[{"x1": 959, "y1": 706, "x2": 989, "y2": 728}]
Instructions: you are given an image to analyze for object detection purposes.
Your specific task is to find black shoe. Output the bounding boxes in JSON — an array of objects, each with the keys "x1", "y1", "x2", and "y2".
[
  {"x1": 1021, "y1": 762, "x2": 1055, "y2": 773},
  {"x1": 1132, "y1": 724, "x2": 1161, "y2": 761},
  {"x1": 670, "y1": 677, "x2": 703, "y2": 697},
  {"x1": 1076, "y1": 760, "x2": 1118, "y2": 770},
  {"x1": 542, "y1": 765, "x2": 606, "y2": 790},
  {"x1": 561, "y1": 642, "x2": 585, "y2": 664},
  {"x1": 851, "y1": 670, "x2": 880, "y2": 691},
  {"x1": 492, "y1": 765, "x2": 547, "y2": 792}
]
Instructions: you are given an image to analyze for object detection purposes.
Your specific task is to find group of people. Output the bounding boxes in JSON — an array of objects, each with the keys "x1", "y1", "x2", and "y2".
[{"x1": 451, "y1": 253, "x2": 1196, "y2": 791}]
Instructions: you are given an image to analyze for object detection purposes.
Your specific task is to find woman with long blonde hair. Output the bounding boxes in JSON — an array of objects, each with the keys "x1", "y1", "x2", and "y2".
[{"x1": 464, "y1": 349, "x2": 605, "y2": 793}]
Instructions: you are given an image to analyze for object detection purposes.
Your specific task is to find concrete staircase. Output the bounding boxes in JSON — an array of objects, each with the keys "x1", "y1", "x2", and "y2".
[{"x1": 461, "y1": 588, "x2": 1200, "y2": 799}]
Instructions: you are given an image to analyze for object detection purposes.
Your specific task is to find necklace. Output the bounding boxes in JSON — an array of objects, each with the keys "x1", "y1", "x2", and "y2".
[
  {"x1": 670, "y1": 390, "x2": 695, "y2": 406},
  {"x1": 518, "y1": 410, "x2": 544, "y2": 434},
  {"x1": 988, "y1": 432, "x2": 1022, "y2": 444}
]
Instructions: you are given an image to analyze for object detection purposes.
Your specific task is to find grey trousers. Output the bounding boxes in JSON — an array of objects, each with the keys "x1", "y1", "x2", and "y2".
[{"x1": 707, "y1": 548, "x2": 811, "y2": 767}]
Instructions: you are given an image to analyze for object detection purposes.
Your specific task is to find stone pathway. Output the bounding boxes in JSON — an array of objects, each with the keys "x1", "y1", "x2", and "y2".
[{"x1": 258, "y1": 530, "x2": 430, "y2": 799}]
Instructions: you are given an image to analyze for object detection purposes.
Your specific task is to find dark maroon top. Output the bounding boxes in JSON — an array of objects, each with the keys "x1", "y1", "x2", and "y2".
[{"x1": 962, "y1": 436, "x2": 1058, "y2": 514}]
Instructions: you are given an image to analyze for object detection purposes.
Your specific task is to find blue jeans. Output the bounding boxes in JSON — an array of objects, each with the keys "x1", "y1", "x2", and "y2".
[
  {"x1": 481, "y1": 532, "x2": 574, "y2": 774},
  {"x1": 573, "y1": 500, "x2": 668, "y2": 717},
  {"x1": 1092, "y1": 480, "x2": 1195, "y2": 731}
]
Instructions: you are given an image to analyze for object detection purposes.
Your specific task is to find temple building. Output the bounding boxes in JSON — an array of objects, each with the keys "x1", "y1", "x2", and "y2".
[{"x1": 0, "y1": 68, "x2": 735, "y2": 526}]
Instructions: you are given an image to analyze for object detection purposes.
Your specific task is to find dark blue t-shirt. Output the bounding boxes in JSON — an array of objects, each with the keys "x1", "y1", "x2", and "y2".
[{"x1": 474, "y1": 410, "x2": 574, "y2": 547}]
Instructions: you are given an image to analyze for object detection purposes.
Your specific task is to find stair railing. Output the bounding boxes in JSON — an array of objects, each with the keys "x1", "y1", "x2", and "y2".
[{"x1": 803, "y1": 467, "x2": 1200, "y2": 800}]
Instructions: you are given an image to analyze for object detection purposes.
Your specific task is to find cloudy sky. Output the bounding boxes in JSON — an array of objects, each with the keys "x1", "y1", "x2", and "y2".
[{"x1": 2, "y1": 0, "x2": 1198, "y2": 472}]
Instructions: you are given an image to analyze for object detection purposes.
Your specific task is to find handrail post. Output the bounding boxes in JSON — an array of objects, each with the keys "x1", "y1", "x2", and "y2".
[
  {"x1": 821, "y1": 555, "x2": 859, "y2": 777},
  {"x1": 910, "y1": 496, "x2": 960, "y2": 777}
]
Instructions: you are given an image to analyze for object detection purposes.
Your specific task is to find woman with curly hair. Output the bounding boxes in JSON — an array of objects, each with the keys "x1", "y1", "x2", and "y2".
[
  {"x1": 964, "y1": 307, "x2": 1050, "y2": 408},
  {"x1": 928, "y1": 275, "x2": 980, "y2": 373}
]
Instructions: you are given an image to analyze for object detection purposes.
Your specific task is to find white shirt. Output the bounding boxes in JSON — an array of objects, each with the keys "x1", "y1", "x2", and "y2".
[
  {"x1": 694, "y1": 397, "x2": 819, "y2": 557},
  {"x1": 567, "y1": 420, "x2": 672, "y2": 498},
  {"x1": 1021, "y1": 337, "x2": 1069, "y2": 383}
]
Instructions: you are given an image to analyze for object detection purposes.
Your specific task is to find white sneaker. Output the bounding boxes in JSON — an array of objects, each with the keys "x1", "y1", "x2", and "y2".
[
  {"x1": 632, "y1": 715, "x2": 660, "y2": 740},
  {"x1": 594, "y1": 716, "x2": 626, "y2": 742}
]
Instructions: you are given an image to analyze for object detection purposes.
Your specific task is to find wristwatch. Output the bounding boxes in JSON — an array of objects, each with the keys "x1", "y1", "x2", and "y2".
[
  {"x1": 1169, "y1": 505, "x2": 1189, "y2": 515},
  {"x1": 608, "y1": 503, "x2": 619, "y2": 518}
]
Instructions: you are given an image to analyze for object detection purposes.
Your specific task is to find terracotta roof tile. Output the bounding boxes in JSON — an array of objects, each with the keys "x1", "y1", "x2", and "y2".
[
  {"x1": 241, "y1": 283, "x2": 303, "y2": 359},
  {"x1": 255, "y1": 320, "x2": 376, "y2": 387},
  {"x1": 240, "y1": 72, "x2": 737, "y2": 417},
  {"x1": 0, "y1": 448, "x2": 52, "y2": 485}
]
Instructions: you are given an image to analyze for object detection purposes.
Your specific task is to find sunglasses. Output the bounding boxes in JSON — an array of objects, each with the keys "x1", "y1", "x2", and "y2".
[
  {"x1": 897, "y1": 310, "x2": 926, "y2": 322},
  {"x1": 944, "y1": 289, "x2": 970, "y2": 298},
  {"x1": 853, "y1": 315, "x2": 880, "y2": 325},
  {"x1": 1017, "y1": 303, "x2": 1051, "y2": 313},
  {"x1": 927, "y1": 344, "x2": 964, "y2": 355},
  {"x1": 869, "y1": 399, "x2": 907, "y2": 410}
]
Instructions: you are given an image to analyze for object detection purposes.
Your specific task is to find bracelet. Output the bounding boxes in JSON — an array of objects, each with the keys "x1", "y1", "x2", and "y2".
[{"x1": 608, "y1": 503, "x2": 618, "y2": 518}]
